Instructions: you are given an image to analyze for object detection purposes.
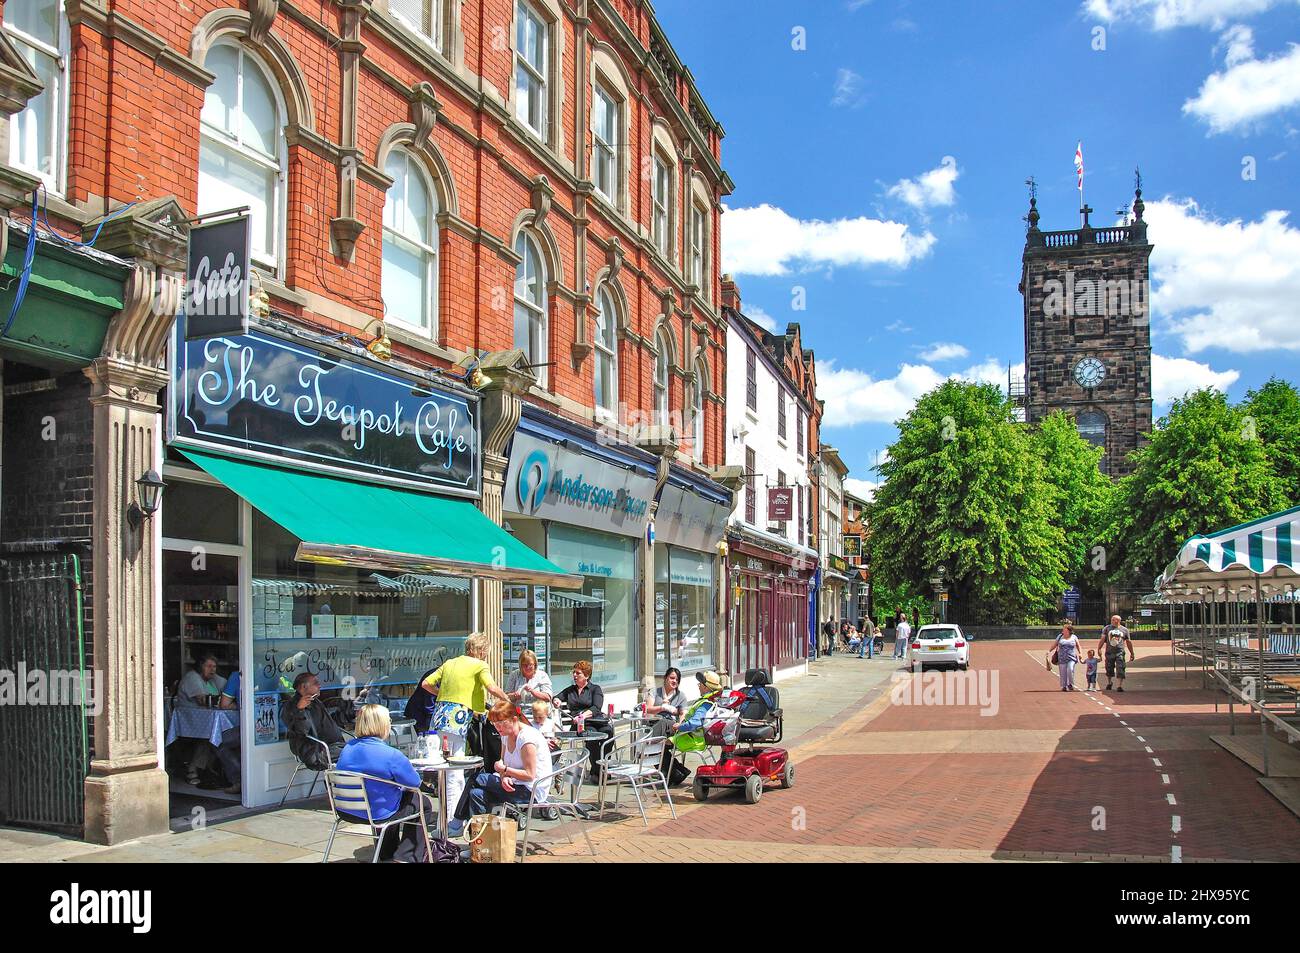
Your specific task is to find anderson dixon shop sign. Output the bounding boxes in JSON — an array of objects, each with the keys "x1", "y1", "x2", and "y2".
[
  {"x1": 169, "y1": 322, "x2": 480, "y2": 495},
  {"x1": 505, "y1": 431, "x2": 654, "y2": 535}
]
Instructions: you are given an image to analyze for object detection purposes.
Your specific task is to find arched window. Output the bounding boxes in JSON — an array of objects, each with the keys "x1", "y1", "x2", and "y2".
[
  {"x1": 691, "y1": 359, "x2": 707, "y2": 460},
  {"x1": 514, "y1": 232, "x2": 547, "y2": 387},
  {"x1": 593, "y1": 286, "x2": 617, "y2": 414},
  {"x1": 1077, "y1": 410, "x2": 1108, "y2": 473},
  {"x1": 5, "y1": 0, "x2": 68, "y2": 191},
  {"x1": 199, "y1": 41, "x2": 285, "y2": 271},
  {"x1": 382, "y1": 149, "x2": 438, "y2": 333},
  {"x1": 654, "y1": 330, "x2": 671, "y2": 426}
]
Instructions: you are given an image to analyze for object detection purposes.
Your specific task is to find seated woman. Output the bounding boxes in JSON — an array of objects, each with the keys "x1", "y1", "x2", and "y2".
[
  {"x1": 335, "y1": 704, "x2": 430, "y2": 862},
  {"x1": 505, "y1": 649, "x2": 553, "y2": 706},
  {"x1": 553, "y1": 660, "x2": 607, "y2": 768},
  {"x1": 176, "y1": 653, "x2": 227, "y2": 786},
  {"x1": 449, "y1": 702, "x2": 551, "y2": 836},
  {"x1": 645, "y1": 667, "x2": 688, "y2": 778}
]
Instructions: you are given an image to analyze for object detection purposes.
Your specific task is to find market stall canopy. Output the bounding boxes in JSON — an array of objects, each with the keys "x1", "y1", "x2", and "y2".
[
  {"x1": 181, "y1": 449, "x2": 582, "y2": 589},
  {"x1": 1154, "y1": 504, "x2": 1300, "y2": 602}
]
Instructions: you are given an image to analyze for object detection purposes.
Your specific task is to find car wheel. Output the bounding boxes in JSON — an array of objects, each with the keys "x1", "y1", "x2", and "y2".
[
  {"x1": 692, "y1": 777, "x2": 709, "y2": 802},
  {"x1": 744, "y1": 774, "x2": 763, "y2": 804},
  {"x1": 960, "y1": 661, "x2": 969, "y2": 671},
  {"x1": 780, "y1": 761, "x2": 795, "y2": 789}
]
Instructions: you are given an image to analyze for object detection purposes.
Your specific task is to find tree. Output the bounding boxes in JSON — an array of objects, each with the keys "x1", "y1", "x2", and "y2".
[
  {"x1": 1244, "y1": 378, "x2": 1300, "y2": 506},
  {"x1": 1031, "y1": 411, "x2": 1115, "y2": 580},
  {"x1": 1099, "y1": 388, "x2": 1286, "y2": 588},
  {"x1": 867, "y1": 381, "x2": 1069, "y2": 624}
]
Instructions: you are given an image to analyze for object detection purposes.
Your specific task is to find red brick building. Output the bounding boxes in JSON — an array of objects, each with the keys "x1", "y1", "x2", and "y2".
[{"x1": 0, "y1": 0, "x2": 734, "y2": 840}]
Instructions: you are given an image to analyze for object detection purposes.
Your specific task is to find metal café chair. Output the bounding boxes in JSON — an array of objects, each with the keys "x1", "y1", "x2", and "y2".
[
  {"x1": 509, "y1": 750, "x2": 596, "y2": 863},
  {"x1": 599, "y1": 733, "x2": 676, "y2": 828},
  {"x1": 595, "y1": 722, "x2": 650, "y2": 815},
  {"x1": 321, "y1": 770, "x2": 437, "y2": 863},
  {"x1": 280, "y1": 735, "x2": 334, "y2": 807}
]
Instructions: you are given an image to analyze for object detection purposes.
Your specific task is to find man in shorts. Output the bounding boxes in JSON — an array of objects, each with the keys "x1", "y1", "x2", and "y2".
[{"x1": 1097, "y1": 615, "x2": 1136, "y2": 692}]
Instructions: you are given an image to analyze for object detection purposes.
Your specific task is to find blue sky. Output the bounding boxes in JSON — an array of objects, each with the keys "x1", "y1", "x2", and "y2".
[{"x1": 655, "y1": 0, "x2": 1300, "y2": 498}]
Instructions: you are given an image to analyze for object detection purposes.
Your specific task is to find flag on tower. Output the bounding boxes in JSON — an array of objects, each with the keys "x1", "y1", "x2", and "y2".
[{"x1": 1074, "y1": 141, "x2": 1084, "y2": 192}]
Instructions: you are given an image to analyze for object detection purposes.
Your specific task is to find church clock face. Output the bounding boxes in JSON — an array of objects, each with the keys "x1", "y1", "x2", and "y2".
[{"x1": 1074, "y1": 357, "x2": 1106, "y2": 389}]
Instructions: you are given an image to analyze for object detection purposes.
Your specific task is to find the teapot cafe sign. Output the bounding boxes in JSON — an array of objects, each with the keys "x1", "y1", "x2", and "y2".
[{"x1": 169, "y1": 321, "x2": 480, "y2": 495}]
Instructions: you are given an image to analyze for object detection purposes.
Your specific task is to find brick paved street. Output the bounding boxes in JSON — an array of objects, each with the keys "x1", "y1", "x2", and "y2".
[{"x1": 536, "y1": 641, "x2": 1300, "y2": 863}]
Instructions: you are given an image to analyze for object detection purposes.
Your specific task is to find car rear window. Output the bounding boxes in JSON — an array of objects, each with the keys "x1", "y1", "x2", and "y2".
[{"x1": 922, "y1": 629, "x2": 959, "y2": 640}]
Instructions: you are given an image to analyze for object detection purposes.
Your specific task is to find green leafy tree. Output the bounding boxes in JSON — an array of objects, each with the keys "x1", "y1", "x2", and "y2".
[
  {"x1": 1244, "y1": 378, "x2": 1300, "y2": 506},
  {"x1": 1032, "y1": 411, "x2": 1115, "y2": 580},
  {"x1": 867, "y1": 381, "x2": 1068, "y2": 624},
  {"x1": 1099, "y1": 388, "x2": 1286, "y2": 587}
]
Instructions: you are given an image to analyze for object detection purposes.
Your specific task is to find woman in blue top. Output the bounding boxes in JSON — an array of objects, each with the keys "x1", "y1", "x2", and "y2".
[
  {"x1": 336, "y1": 705, "x2": 430, "y2": 862},
  {"x1": 1049, "y1": 622, "x2": 1081, "y2": 692}
]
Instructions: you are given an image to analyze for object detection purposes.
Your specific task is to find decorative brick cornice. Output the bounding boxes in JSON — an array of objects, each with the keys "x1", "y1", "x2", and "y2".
[{"x1": 66, "y1": 0, "x2": 215, "y2": 89}]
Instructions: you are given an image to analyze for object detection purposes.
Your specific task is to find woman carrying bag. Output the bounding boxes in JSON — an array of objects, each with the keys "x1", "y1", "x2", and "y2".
[{"x1": 1047, "y1": 622, "x2": 1081, "y2": 692}]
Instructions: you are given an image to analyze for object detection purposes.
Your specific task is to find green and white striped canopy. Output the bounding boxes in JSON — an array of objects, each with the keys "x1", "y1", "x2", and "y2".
[{"x1": 1155, "y1": 504, "x2": 1300, "y2": 602}]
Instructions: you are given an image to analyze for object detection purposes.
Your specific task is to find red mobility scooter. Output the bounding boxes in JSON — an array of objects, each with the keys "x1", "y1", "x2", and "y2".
[{"x1": 691, "y1": 669, "x2": 794, "y2": 804}]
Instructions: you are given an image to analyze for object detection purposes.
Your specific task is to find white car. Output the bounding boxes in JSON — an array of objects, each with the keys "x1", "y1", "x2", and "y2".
[{"x1": 907, "y1": 624, "x2": 970, "y2": 672}]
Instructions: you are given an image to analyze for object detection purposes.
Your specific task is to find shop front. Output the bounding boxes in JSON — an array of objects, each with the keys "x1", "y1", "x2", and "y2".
[
  {"x1": 653, "y1": 470, "x2": 732, "y2": 677},
  {"x1": 162, "y1": 319, "x2": 576, "y2": 810},
  {"x1": 501, "y1": 408, "x2": 657, "y2": 710},
  {"x1": 726, "y1": 534, "x2": 815, "y2": 682}
]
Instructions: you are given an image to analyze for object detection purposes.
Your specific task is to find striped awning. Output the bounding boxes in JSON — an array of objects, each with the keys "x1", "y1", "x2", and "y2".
[{"x1": 1155, "y1": 504, "x2": 1300, "y2": 602}]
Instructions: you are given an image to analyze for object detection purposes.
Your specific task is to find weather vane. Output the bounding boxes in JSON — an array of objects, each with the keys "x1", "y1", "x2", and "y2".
[
  {"x1": 1134, "y1": 166, "x2": 1143, "y2": 193},
  {"x1": 1025, "y1": 175, "x2": 1038, "y2": 202}
]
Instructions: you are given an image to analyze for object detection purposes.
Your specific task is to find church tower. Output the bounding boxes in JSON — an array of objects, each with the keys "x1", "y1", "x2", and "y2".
[{"x1": 1017, "y1": 180, "x2": 1153, "y2": 477}]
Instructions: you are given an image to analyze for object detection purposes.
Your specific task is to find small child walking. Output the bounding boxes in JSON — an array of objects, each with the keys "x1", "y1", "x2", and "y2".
[{"x1": 1084, "y1": 650, "x2": 1099, "y2": 691}]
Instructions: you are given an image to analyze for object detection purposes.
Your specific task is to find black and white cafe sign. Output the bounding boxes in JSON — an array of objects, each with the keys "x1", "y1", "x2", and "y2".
[
  {"x1": 185, "y1": 217, "x2": 250, "y2": 340},
  {"x1": 169, "y1": 323, "x2": 480, "y2": 496}
]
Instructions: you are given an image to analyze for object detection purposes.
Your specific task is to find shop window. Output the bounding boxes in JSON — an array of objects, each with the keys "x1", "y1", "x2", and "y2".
[
  {"x1": 248, "y1": 510, "x2": 470, "y2": 743},
  {"x1": 161, "y1": 477, "x2": 240, "y2": 546},
  {"x1": 654, "y1": 542, "x2": 714, "y2": 671},
  {"x1": 382, "y1": 148, "x2": 438, "y2": 334},
  {"x1": 545, "y1": 523, "x2": 636, "y2": 686},
  {"x1": 4, "y1": 0, "x2": 67, "y2": 191}
]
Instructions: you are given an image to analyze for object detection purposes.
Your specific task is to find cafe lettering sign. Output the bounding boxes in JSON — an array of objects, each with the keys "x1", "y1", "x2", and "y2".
[
  {"x1": 767, "y1": 486, "x2": 793, "y2": 521},
  {"x1": 185, "y1": 217, "x2": 250, "y2": 340},
  {"x1": 169, "y1": 321, "x2": 480, "y2": 496}
]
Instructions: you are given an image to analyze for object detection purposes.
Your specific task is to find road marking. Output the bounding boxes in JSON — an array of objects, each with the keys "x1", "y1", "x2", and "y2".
[
  {"x1": 1127, "y1": 727, "x2": 1136, "y2": 733},
  {"x1": 1167, "y1": 794, "x2": 1177, "y2": 805},
  {"x1": 1136, "y1": 736, "x2": 1146, "y2": 742},
  {"x1": 1172, "y1": 815, "x2": 1182, "y2": 834},
  {"x1": 1171, "y1": 845, "x2": 1182, "y2": 863},
  {"x1": 1144, "y1": 746, "x2": 1153, "y2": 753},
  {"x1": 1120, "y1": 720, "x2": 1128, "y2": 726},
  {"x1": 1161, "y1": 774, "x2": 1170, "y2": 784},
  {"x1": 1152, "y1": 758, "x2": 1163, "y2": 767}
]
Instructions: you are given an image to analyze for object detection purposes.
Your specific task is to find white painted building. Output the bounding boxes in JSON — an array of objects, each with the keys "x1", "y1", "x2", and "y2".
[{"x1": 819, "y1": 445, "x2": 850, "y2": 630}]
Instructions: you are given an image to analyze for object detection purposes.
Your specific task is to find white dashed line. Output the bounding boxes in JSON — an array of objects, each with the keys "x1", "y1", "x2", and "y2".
[
  {"x1": 1144, "y1": 746, "x2": 1154, "y2": 753},
  {"x1": 1167, "y1": 794, "x2": 1177, "y2": 806},
  {"x1": 1172, "y1": 815, "x2": 1182, "y2": 834},
  {"x1": 1162, "y1": 774, "x2": 1170, "y2": 785},
  {"x1": 1172, "y1": 846, "x2": 1182, "y2": 863},
  {"x1": 1120, "y1": 720, "x2": 1128, "y2": 726},
  {"x1": 1136, "y1": 736, "x2": 1146, "y2": 743},
  {"x1": 1152, "y1": 758, "x2": 1163, "y2": 767}
]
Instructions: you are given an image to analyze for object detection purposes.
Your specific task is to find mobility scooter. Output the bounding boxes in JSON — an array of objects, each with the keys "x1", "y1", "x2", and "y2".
[{"x1": 690, "y1": 668, "x2": 794, "y2": 804}]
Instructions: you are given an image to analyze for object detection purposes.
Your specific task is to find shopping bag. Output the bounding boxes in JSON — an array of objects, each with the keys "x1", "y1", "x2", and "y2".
[{"x1": 467, "y1": 812, "x2": 518, "y2": 863}]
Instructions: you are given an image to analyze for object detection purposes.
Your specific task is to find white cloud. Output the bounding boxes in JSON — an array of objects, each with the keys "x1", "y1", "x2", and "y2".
[
  {"x1": 1084, "y1": 0, "x2": 1295, "y2": 30},
  {"x1": 722, "y1": 203, "x2": 935, "y2": 277},
  {"x1": 887, "y1": 156, "x2": 960, "y2": 210},
  {"x1": 884, "y1": 320, "x2": 912, "y2": 333},
  {"x1": 746, "y1": 305, "x2": 778, "y2": 333},
  {"x1": 918, "y1": 342, "x2": 969, "y2": 362},
  {"x1": 1183, "y1": 34, "x2": 1300, "y2": 133},
  {"x1": 1151, "y1": 353, "x2": 1241, "y2": 404},
  {"x1": 815, "y1": 358, "x2": 1018, "y2": 428},
  {"x1": 844, "y1": 478, "x2": 879, "y2": 502},
  {"x1": 831, "y1": 68, "x2": 868, "y2": 108},
  {"x1": 1146, "y1": 197, "x2": 1300, "y2": 352}
]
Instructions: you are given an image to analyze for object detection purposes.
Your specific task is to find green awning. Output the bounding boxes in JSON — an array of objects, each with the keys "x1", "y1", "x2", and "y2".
[{"x1": 179, "y1": 448, "x2": 581, "y2": 589}]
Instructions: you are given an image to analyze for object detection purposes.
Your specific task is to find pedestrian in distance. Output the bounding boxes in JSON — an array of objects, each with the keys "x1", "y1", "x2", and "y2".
[
  {"x1": 1097, "y1": 614, "x2": 1136, "y2": 692},
  {"x1": 1048, "y1": 622, "x2": 1081, "y2": 691},
  {"x1": 1084, "y1": 650, "x2": 1099, "y2": 691},
  {"x1": 894, "y1": 610, "x2": 911, "y2": 660}
]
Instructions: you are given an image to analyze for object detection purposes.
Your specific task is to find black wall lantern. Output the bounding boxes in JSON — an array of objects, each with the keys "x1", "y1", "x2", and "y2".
[{"x1": 127, "y1": 470, "x2": 166, "y2": 529}]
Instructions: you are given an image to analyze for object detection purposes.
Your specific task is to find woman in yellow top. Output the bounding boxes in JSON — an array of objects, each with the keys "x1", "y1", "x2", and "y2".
[{"x1": 422, "y1": 632, "x2": 509, "y2": 818}]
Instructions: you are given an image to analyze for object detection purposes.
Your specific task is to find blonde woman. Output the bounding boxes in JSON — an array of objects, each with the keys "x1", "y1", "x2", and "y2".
[
  {"x1": 418, "y1": 633, "x2": 509, "y2": 818},
  {"x1": 335, "y1": 704, "x2": 428, "y2": 862},
  {"x1": 506, "y1": 649, "x2": 553, "y2": 705}
]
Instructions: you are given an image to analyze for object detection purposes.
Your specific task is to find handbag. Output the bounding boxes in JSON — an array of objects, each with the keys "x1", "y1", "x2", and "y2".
[
  {"x1": 422, "y1": 836, "x2": 463, "y2": 864},
  {"x1": 1049, "y1": 648, "x2": 1059, "y2": 666},
  {"x1": 467, "y1": 813, "x2": 518, "y2": 863},
  {"x1": 667, "y1": 757, "x2": 691, "y2": 787}
]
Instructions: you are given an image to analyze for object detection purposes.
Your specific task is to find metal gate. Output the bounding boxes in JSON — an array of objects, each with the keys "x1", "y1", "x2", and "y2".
[{"x1": 0, "y1": 552, "x2": 89, "y2": 833}]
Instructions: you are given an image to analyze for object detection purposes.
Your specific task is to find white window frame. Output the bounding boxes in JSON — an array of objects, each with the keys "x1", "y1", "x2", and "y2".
[
  {"x1": 593, "y1": 286, "x2": 618, "y2": 416},
  {"x1": 651, "y1": 152, "x2": 672, "y2": 259},
  {"x1": 591, "y1": 81, "x2": 619, "y2": 205},
  {"x1": 198, "y1": 41, "x2": 287, "y2": 275},
  {"x1": 514, "y1": 0, "x2": 548, "y2": 140},
  {"x1": 381, "y1": 148, "x2": 439, "y2": 336},
  {"x1": 691, "y1": 360, "x2": 706, "y2": 461},
  {"x1": 654, "y1": 332, "x2": 670, "y2": 426},
  {"x1": 4, "y1": 3, "x2": 69, "y2": 193},
  {"x1": 389, "y1": 0, "x2": 446, "y2": 55},
  {"x1": 687, "y1": 200, "x2": 705, "y2": 287},
  {"x1": 514, "y1": 232, "x2": 549, "y2": 389}
]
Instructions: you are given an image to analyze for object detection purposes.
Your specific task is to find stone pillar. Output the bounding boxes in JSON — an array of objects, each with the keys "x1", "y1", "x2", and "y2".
[
  {"x1": 637, "y1": 428, "x2": 678, "y2": 687},
  {"x1": 470, "y1": 352, "x2": 534, "y2": 683},
  {"x1": 82, "y1": 264, "x2": 180, "y2": 844}
]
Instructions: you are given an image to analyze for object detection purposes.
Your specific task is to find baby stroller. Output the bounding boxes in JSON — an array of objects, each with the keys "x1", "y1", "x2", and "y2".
[{"x1": 691, "y1": 669, "x2": 793, "y2": 804}]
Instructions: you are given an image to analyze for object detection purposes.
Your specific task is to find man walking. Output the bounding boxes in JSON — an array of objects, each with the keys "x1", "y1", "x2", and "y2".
[
  {"x1": 1097, "y1": 614, "x2": 1136, "y2": 692},
  {"x1": 893, "y1": 610, "x2": 911, "y2": 660}
]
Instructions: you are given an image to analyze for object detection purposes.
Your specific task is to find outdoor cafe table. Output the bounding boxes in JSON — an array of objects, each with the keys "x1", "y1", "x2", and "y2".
[
  {"x1": 165, "y1": 706, "x2": 238, "y2": 747},
  {"x1": 413, "y1": 756, "x2": 484, "y2": 835}
]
